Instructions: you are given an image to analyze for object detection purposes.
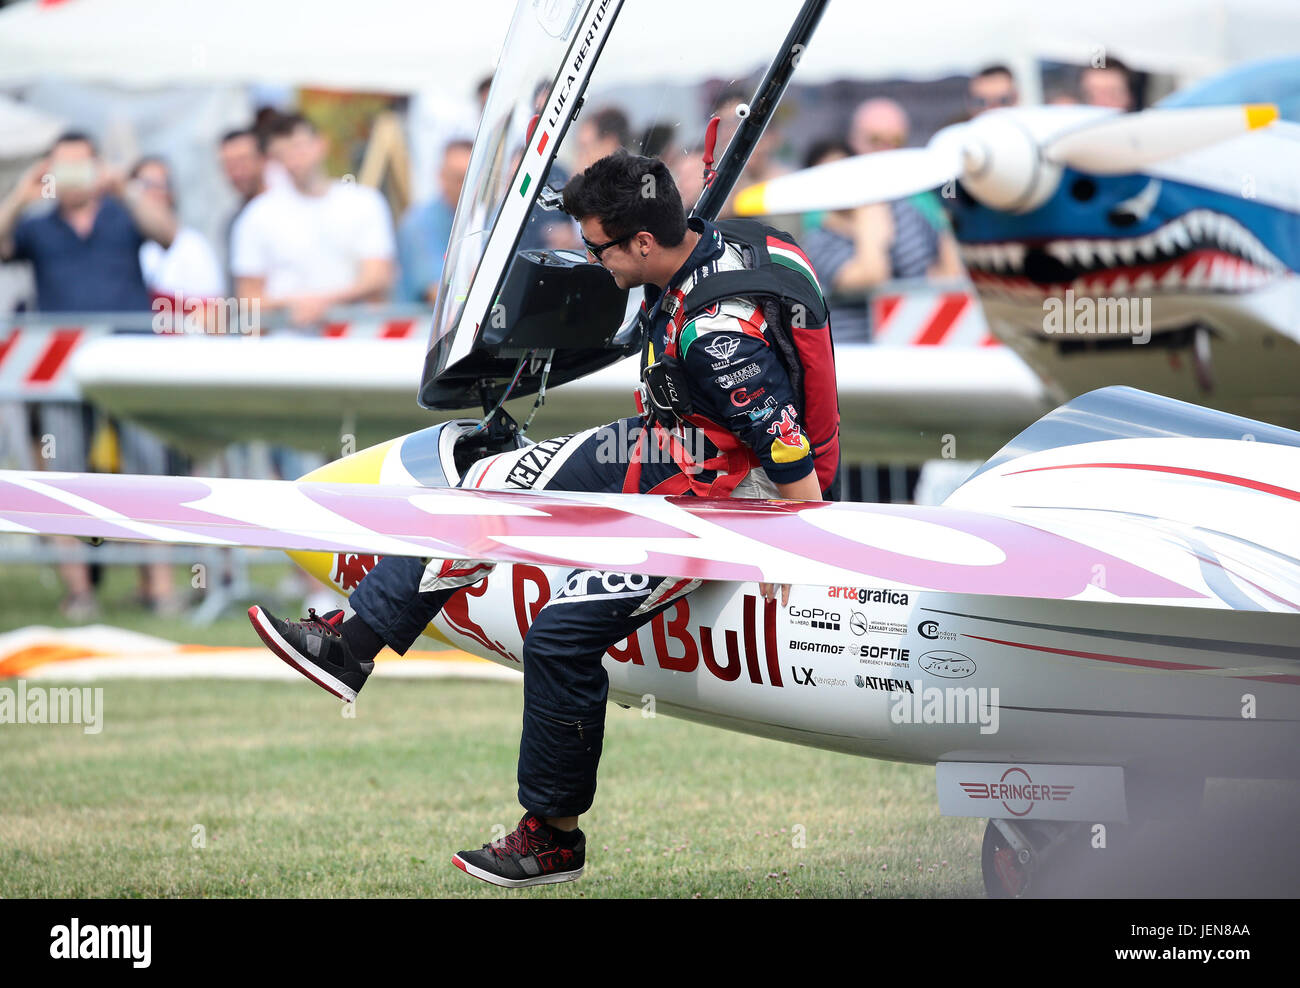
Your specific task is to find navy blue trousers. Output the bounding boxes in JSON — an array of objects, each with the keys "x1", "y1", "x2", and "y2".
[{"x1": 350, "y1": 420, "x2": 692, "y2": 818}]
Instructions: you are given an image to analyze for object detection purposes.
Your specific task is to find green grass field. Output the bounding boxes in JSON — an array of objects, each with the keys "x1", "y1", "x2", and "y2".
[
  {"x1": 0, "y1": 554, "x2": 304, "y2": 644},
  {"x1": 0, "y1": 678, "x2": 984, "y2": 898},
  {"x1": 0, "y1": 556, "x2": 982, "y2": 897}
]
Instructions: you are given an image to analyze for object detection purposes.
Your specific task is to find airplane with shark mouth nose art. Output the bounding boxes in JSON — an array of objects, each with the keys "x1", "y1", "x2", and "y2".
[{"x1": 737, "y1": 56, "x2": 1300, "y2": 430}]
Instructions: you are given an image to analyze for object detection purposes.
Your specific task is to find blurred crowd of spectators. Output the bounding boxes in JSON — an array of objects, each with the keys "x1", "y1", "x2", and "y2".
[
  {"x1": 1, "y1": 58, "x2": 1143, "y2": 329},
  {"x1": 0, "y1": 59, "x2": 1142, "y2": 616}
]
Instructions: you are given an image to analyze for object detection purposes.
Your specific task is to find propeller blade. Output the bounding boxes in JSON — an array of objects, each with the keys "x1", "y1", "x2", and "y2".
[
  {"x1": 1044, "y1": 104, "x2": 1278, "y2": 174},
  {"x1": 735, "y1": 145, "x2": 961, "y2": 215}
]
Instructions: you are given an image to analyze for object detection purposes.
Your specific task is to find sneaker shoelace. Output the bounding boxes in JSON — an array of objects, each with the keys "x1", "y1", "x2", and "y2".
[
  {"x1": 489, "y1": 821, "x2": 544, "y2": 860},
  {"x1": 300, "y1": 608, "x2": 343, "y2": 636}
]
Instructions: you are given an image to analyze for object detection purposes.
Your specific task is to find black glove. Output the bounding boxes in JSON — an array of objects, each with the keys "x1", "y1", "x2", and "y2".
[{"x1": 641, "y1": 355, "x2": 693, "y2": 426}]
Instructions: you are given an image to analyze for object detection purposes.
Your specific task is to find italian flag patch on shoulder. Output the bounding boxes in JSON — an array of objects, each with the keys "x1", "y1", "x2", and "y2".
[{"x1": 766, "y1": 236, "x2": 822, "y2": 295}]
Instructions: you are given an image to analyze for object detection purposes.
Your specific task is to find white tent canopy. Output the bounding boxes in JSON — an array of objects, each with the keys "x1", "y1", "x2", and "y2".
[
  {"x1": 0, "y1": 93, "x2": 64, "y2": 158},
  {"x1": 1, "y1": 0, "x2": 1297, "y2": 94}
]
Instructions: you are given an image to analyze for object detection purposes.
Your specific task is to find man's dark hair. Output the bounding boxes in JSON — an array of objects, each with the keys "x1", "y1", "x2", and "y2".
[
  {"x1": 220, "y1": 127, "x2": 258, "y2": 147},
  {"x1": 1082, "y1": 56, "x2": 1133, "y2": 88},
  {"x1": 258, "y1": 112, "x2": 316, "y2": 153},
  {"x1": 587, "y1": 106, "x2": 631, "y2": 148},
  {"x1": 1080, "y1": 56, "x2": 1138, "y2": 107},
  {"x1": 803, "y1": 137, "x2": 852, "y2": 170},
  {"x1": 129, "y1": 155, "x2": 176, "y2": 205},
  {"x1": 562, "y1": 151, "x2": 686, "y2": 247},
  {"x1": 639, "y1": 122, "x2": 677, "y2": 159},
  {"x1": 1086, "y1": 55, "x2": 1131, "y2": 76},
  {"x1": 710, "y1": 86, "x2": 750, "y2": 117},
  {"x1": 973, "y1": 64, "x2": 1014, "y2": 82},
  {"x1": 49, "y1": 130, "x2": 98, "y2": 156}
]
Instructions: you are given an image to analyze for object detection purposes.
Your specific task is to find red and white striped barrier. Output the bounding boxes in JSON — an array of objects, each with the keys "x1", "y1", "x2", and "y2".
[
  {"x1": 320, "y1": 317, "x2": 425, "y2": 339},
  {"x1": 0, "y1": 325, "x2": 110, "y2": 401},
  {"x1": 0, "y1": 288, "x2": 997, "y2": 403},
  {"x1": 869, "y1": 288, "x2": 999, "y2": 347},
  {"x1": 0, "y1": 317, "x2": 429, "y2": 401}
]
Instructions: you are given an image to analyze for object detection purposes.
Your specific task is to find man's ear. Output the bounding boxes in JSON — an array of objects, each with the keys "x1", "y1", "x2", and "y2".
[{"x1": 635, "y1": 231, "x2": 654, "y2": 256}]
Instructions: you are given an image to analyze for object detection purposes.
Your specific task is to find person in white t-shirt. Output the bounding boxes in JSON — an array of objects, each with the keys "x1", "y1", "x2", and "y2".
[
  {"x1": 131, "y1": 156, "x2": 224, "y2": 300},
  {"x1": 231, "y1": 113, "x2": 395, "y2": 327}
]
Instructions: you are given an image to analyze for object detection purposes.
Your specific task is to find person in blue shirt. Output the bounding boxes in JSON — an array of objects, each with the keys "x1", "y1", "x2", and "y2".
[
  {"x1": 396, "y1": 139, "x2": 472, "y2": 304},
  {"x1": 0, "y1": 130, "x2": 179, "y2": 618},
  {"x1": 0, "y1": 131, "x2": 175, "y2": 311}
]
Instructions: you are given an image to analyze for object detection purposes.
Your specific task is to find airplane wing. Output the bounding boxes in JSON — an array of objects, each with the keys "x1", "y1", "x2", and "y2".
[
  {"x1": 0, "y1": 456, "x2": 1258, "y2": 609},
  {"x1": 65, "y1": 329, "x2": 1048, "y2": 464}
]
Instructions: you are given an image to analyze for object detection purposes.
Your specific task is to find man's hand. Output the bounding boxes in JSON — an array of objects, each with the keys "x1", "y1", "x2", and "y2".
[
  {"x1": 94, "y1": 164, "x2": 127, "y2": 199},
  {"x1": 14, "y1": 158, "x2": 50, "y2": 205},
  {"x1": 0, "y1": 157, "x2": 52, "y2": 259},
  {"x1": 760, "y1": 472, "x2": 821, "y2": 608}
]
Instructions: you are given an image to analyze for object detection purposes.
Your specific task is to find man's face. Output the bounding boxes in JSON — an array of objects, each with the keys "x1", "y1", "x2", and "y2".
[
  {"x1": 968, "y1": 73, "x2": 1018, "y2": 115},
  {"x1": 439, "y1": 145, "x2": 472, "y2": 208},
  {"x1": 670, "y1": 149, "x2": 705, "y2": 210},
  {"x1": 133, "y1": 160, "x2": 171, "y2": 209},
  {"x1": 48, "y1": 140, "x2": 98, "y2": 208},
  {"x1": 220, "y1": 135, "x2": 264, "y2": 199},
  {"x1": 714, "y1": 99, "x2": 744, "y2": 151},
  {"x1": 268, "y1": 124, "x2": 326, "y2": 187},
  {"x1": 575, "y1": 122, "x2": 620, "y2": 172},
  {"x1": 849, "y1": 104, "x2": 908, "y2": 155},
  {"x1": 1081, "y1": 67, "x2": 1133, "y2": 110},
  {"x1": 579, "y1": 216, "x2": 644, "y2": 291}
]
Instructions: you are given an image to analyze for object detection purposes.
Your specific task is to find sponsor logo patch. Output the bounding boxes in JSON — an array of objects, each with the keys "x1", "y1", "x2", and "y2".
[
  {"x1": 506, "y1": 436, "x2": 569, "y2": 489},
  {"x1": 788, "y1": 606, "x2": 840, "y2": 631},
  {"x1": 788, "y1": 641, "x2": 844, "y2": 655},
  {"x1": 792, "y1": 665, "x2": 849, "y2": 687},
  {"x1": 730, "y1": 386, "x2": 765, "y2": 407},
  {"x1": 715, "y1": 362, "x2": 760, "y2": 388},
  {"x1": 918, "y1": 619, "x2": 957, "y2": 642},
  {"x1": 829, "y1": 586, "x2": 911, "y2": 606},
  {"x1": 766, "y1": 406, "x2": 809, "y2": 464},
  {"x1": 704, "y1": 335, "x2": 742, "y2": 363},
  {"x1": 553, "y1": 569, "x2": 652, "y2": 602},
  {"x1": 959, "y1": 767, "x2": 1075, "y2": 817},
  {"x1": 847, "y1": 643, "x2": 910, "y2": 667},
  {"x1": 854, "y1": 675, "x2": 914, "y2": 693},
  {"x1": 918, "y1": 650, "x2": 977, "y2": 679}
]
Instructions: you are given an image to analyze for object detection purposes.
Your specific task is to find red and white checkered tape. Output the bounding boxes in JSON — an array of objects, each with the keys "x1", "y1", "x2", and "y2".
[
  {"x1": 0, "y1": 325, "x2": 111, "y2": 401},
  {"x1": 869, "y1": 287, "x2": 999, "y2": 347}
]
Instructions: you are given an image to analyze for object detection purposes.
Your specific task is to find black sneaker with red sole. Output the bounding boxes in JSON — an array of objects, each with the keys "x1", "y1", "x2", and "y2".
[
  {"x1": 452, "y1": 813, "x2": 585, "y2": 888},
  {"x1": 247, "y1": 605, "x2": 373, "y2": 702}
]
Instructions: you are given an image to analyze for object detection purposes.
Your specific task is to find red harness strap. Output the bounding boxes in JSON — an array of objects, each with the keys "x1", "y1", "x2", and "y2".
[
  {"x1": 622, "y1": 416, "x2": 758, "y2": 497},
  {"x1": 632, "y1": 281, "x2": 761, "y2": 497}
]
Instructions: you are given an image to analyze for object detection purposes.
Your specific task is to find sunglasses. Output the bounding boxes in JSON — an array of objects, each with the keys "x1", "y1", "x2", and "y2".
[
  {"x1": 863, "y1": 133, "x2": 904, "y2": 150},
  {"x1": 582, "y1": 231, "x2": 634, "y2": 261},
  {"x1": 968, "y1": 94, "x2": 1017, "y2": 109}
]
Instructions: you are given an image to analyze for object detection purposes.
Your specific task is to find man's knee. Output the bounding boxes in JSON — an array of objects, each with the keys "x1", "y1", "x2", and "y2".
[{"x1": 521, "y1": 607, "x2": 611, "y2": 711}]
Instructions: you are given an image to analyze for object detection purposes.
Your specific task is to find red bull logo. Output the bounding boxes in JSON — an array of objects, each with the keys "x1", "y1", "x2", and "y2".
[
  {"x1": 332, "y1": 552, "x2": 379, "y2": 591},
  {"x1": 766, "y1": 407, "x2": 802, "y2": 448},
  {"x1": 766, "y1": 405, "x2": 809, "y2": 464}
]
